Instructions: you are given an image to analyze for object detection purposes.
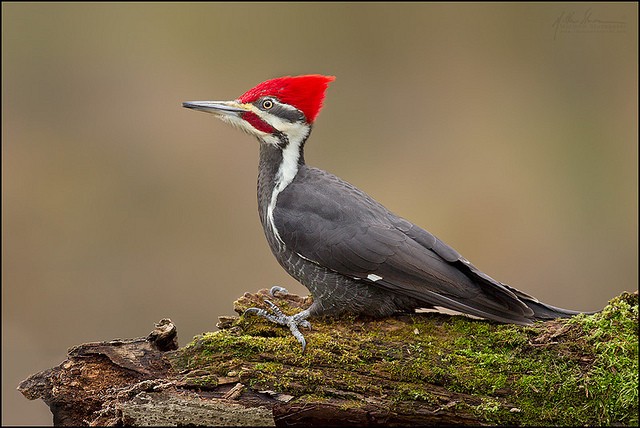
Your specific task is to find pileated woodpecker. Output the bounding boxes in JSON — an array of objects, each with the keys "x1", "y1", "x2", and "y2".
[{"x1": 183, "y1": 75, "x2": 584, "y2": 350}]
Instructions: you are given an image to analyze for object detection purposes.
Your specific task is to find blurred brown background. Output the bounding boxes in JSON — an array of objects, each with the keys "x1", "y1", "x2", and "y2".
[{"x1": 2, "y1": 3, "x2": 637, "y2": 425}]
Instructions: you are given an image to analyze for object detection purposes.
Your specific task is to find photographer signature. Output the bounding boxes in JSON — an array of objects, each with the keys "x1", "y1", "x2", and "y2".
[{"x1": 553, "y1": 8, "x2": 626, "y2": 40}]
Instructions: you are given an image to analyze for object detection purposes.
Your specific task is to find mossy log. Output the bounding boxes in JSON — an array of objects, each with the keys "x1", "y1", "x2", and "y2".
[{"x1": 18, "y1": 291, "x2": 638, "y2": 426}]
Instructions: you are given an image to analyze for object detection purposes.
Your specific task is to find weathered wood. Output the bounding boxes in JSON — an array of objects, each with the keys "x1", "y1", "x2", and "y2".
[{"x1": 18, "y1": 291, "x2": 639, "y2": 426}]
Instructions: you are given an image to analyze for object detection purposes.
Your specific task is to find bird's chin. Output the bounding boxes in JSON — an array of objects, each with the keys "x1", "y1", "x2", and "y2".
[{"x1": 215, "y1": 114, "x2": 264, "y2": 138}]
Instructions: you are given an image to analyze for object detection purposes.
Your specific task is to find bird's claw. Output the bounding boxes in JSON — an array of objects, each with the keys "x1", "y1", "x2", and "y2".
[
  {"x1": 269, "y1": 285, "x2": 289, "y2": 297},
  {"x1": 243, "y1": 298, "x2": 311, "y2": 351}
]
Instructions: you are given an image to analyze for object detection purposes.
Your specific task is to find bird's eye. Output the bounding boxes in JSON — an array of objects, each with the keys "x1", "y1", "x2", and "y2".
[{"x1": 261, "y1": 99, "x2": 274, "y2": 110}]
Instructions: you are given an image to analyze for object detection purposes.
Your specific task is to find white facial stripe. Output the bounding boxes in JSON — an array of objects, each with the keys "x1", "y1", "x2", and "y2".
[
  {"x1": 264, "y1": 120, "x2": 310, "y2": 246},
  {"x1": 269, "y1": 115, "x2": 310, "y2": 143},
  {"x1": 223, "y1": 102, "x2": 308, "y2": 247},
  {"x1": 243, "y1": 104, "x2": 308, "y2": 144}
]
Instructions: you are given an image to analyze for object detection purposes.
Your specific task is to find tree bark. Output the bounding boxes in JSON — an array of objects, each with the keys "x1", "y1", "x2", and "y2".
[{"x1": 18, "y1": 291, "x2": 638, "y2": 426}]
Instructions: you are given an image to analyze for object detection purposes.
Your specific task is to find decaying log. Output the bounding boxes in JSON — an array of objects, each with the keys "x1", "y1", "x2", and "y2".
[{"x1": 18, "y1": 291, "x2": 639, "y2": 426}]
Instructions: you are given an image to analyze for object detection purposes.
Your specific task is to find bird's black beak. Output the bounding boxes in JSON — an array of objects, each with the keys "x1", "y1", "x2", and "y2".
[{"x1": 182, "y1": 100, "x2": 248, "y2": 116}]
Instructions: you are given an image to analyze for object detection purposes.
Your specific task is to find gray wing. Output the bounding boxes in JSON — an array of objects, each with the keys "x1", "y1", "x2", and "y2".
[{"x1": 274, "y1": 166, "x2": 536, "y2": 324}]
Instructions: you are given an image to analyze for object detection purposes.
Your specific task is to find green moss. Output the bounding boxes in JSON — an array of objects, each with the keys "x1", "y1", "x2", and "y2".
[
  {"x1": 394, "y1": 382, "x2": 438, "y2": 404},
  {"x1": 564, "y1": 293, "x2": 639, "y2": 425},
  {"x1": 170, "y1": 292, "x2": 638, "y2": 426},
  {"x1": 469, "y1": 397, "x2": 519, "y2": 425}
]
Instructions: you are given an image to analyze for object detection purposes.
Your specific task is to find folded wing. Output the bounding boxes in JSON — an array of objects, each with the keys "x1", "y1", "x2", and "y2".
[{"x1": 275, "y1": 167, "x2": 538, "y2": 325}]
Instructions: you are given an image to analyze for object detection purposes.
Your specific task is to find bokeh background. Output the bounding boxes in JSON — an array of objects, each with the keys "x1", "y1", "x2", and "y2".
[{"x1": 2, "y1": 3, "x2": 637, "y2": 425}]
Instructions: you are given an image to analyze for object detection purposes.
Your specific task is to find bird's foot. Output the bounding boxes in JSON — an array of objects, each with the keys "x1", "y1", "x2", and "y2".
[
  {"x1": 244, "y1": 291, "x2": 311, "y2": 351},
  {"x1": 269, "y1": 285, "x2": 289, "y2": 296}
]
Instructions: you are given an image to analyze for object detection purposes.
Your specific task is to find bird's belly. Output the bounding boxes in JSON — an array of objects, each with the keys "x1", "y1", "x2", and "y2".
[{"x1": 271, "y1": 245, "x2": 419, "y2": 318}]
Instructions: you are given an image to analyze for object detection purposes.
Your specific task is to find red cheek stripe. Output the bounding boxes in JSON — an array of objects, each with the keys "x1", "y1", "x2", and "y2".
[{"x1": 243, "y1": 112, "x2": 275, "y2": 134}]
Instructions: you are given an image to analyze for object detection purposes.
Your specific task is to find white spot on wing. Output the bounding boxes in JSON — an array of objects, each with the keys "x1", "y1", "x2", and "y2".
[{"x1": 367, "y1": 274, "x2": 383, "y2": 282}]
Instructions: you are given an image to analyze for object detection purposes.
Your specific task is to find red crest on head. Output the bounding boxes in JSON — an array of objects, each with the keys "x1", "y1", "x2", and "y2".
[{"x1": 238, "y1": 75, "x2": 335, "y2": 123}]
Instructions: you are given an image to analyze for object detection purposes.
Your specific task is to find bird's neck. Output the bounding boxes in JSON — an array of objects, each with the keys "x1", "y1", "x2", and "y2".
[{"x1": 257, "y1": 137, "x2": 307, "y2": 244}]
